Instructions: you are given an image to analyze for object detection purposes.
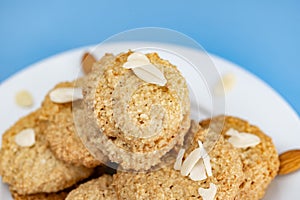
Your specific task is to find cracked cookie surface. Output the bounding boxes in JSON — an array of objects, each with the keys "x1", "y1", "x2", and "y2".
[
  {"x1": 200, "y1": 116, "x2": 280, "y2": 200},
  {"x1": 40, "y1": 81, "x2": 103, "y2": 168},
  {"x1": 113, "y1": 123, "x2": 244, "y2": 199},
  {"x1": 0, "y1": 110, "x2": 93, "y2": 195},
  {"x1": 83, "y1": 52, "x2": 190, "y2": 170}
]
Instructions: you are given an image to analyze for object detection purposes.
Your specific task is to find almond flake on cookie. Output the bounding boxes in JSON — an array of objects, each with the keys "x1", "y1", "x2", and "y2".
[
  {"x1": 198, "y1": 141, "x2": 213, "y2": 177},
  {"x1": 127, "y1": 52, "x2": 149, "y2": 63},
  {"x1": 123, "y1": 52, "x2": 150, "y2": 69},
  {"x1": 123, "y1": 52, "x2": 167, "y2": 86},
  {"x1": 181, "y1": 147, "x2": 204, "y2": 176},
  {"x1": 49, "y1": 87, "x2": 83, "y2": 103},
  {"x1": 132, "y1": 65, "x2": 167, "y2": 86},
  {"x1": 198, "y1": 183, "x2": 217, "y2": 200},
  {"x1": 181, "y1": 140, "x2": 213, "y2": 179},
  {"x1": 123, "y1": 60, "x2": 150, "y2": 69},
  {"x1": 174, "y1": 148, "x2": 185, "y2": 170},
  {"x1": 15, "y1": 128, "x2": 35, "y2": 147},
  {"x1": 189, "y1": 159, "x2": 207, "y2": 181},
  {"x1": 225, "y1": 128, "x2": 261, "y2": 148}
]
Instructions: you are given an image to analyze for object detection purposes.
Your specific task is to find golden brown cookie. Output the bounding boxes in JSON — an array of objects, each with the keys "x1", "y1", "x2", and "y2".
[
  {"x1": 40, "y1": 81, "x2": 102, "y2": 168},
  {"x1": 0, "y1": 110, "x2": 93, "y2": 195},
  {"x1": 66, "y1": 175, "x2": 117, "y2": 200},
  {"x1": 200, "y1": 116, "x2": 280, "y2": 200},
  {"x1": 83, "y1": 52, "x2": 190, "y2": 170},
  {"x1": 113, "y1": 123, "x2": 244, "y2": 199},
  {"x1": 10, "y1": 189, "x2": 68, "y2": 200}
]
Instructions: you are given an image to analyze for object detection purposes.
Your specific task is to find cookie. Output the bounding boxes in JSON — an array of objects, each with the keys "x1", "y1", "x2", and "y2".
[
  {"x1": 40, "y1": 81, "x2": 103, "y2": 168},
  {"x1": 10, "y1": 189, "x2": 68, "y2": 200},
  {"x1": 66, "y1": 175, "x2": 117, "y2": 200},
  {"x1": 200, "y1": 116, "x2": 280, "y2": 200},
  {"x1": 0, "y1": 110, "x2": 93, "y2": 195},
  {"x1": 83, "y1": 52, "x2": 190, "y2": 170},
  {"x1": 112, "y1": 123, "x2": 244, "y2": 199}
]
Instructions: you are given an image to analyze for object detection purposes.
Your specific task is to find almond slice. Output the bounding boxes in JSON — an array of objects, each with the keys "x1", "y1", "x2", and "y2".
[
  {"x1": 15, "y1": 90, "x2": 34, "y2": 108},
  {"x1": 225, "y1": 128, "x2": 260, "y2": 148},
  {"x1": 189, "y1": 159, "x2": 207, "y2": 181},
  {"x1": 49, "y1": 87, "x2": 83, "y2": 103},
  {"x1": 203, "y1": 155, "x2": 213, "y2": 177},
  {"x1": 132, "y1": 65, "x2": 167, "y2": 86},
  {"x1": 15, "y1": 128, "x2": 35, "y2": 147},
  {"x1": 82, "y1": 52, "x2": 96, "y2": 74},
  {"x1": 123, "y1": 52, "x2": 150, "y2": 69},
  {"x1": 198, "y1": 183, "x2": 217, "y2": 200},
  {"x1": 127, "y1": 52, "x2": 150, "y2": 63},
  {"x1": 225, "y1": 128, "x2": 239, "y2": 136},
  {"x1": 174, "y1": 148, "x2": 185, "y2": 170},
  {"x1": 123, "y1": 52, "x2": 167, "y2": 86},
  {"x1": 181, "y1": 147, "x2": 204, "y2": 176},
  {"x1": 214, "y1": 73, "x2": 236, "y2": 95},
  {"x1": 123, "y1": 60, "x2": 150, "y2": 69},
  {"x1": 198, "y1": 141, "x2": 213, "y2": 177},
  {"x1": 227, "y1": 134, "x2": 260, "y2": 148}
]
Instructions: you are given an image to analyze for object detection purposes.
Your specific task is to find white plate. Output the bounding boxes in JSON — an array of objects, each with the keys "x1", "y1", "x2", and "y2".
[{"x1": 0, "y1": 43, "x2": 299, "y2": 200}]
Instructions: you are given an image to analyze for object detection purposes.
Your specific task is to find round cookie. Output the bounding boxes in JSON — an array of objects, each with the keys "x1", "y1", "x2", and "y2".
[
  {"x1": 200, "y1": 116, "x2": 280, "y2": 200},
  {"x1": 66, "y1": 175, "x2": 117, "y2": 200},
  {"x1": 0, "y1": 110, "x2": 93, "y2": 195},
  {"x1": 83, "y1": 51, "x2": 190, "y2": 170},
  {"x1": 40, "y1": 81, "x2": 102, "y2": 168},
  {"x1": 112, "y1": 123, "x2": 244, "y2": 199}
]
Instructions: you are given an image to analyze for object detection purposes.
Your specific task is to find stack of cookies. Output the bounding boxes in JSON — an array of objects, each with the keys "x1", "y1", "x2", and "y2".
[{"x1": 0, "y1": 51, "x2": 279, "y2": 200}]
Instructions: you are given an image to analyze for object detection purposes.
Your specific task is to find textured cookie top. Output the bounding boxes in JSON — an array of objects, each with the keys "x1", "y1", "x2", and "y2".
[
  {"x1": 66, "y1": 175, "x2": 117, "y2": 200},
  {"x1": 40, "y1": 81, "x2": 102, "y2": 168},
  {"x1": 0, "y1": 110, "x2": 93, "y2": 195},
  {"x1": 200, "y1": 116, "x2": 280, "y2": 200},
  {"x1": 84, "y1": 51, "x2": 190, "y2": 153},
  {"x1": 113, "y1": 124, "x2": 244, "y2": 199}
]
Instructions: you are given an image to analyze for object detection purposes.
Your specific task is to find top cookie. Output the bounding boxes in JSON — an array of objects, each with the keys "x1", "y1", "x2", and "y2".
[
  {"x1": 83, "y1": 52, "x2": 190, "y2": 170},
  {"x1": 200, "y1": 116, "x2": 280, "y2": 200},
  {"x1": 40, "y1": 81, "x2": 102, "y2": 168},
  {"x1": 0, "y1": 110, "x2": 93, "y2": 195},
  {"x1": 112, "y1": 122, "x2": 244, "y2": 199}
]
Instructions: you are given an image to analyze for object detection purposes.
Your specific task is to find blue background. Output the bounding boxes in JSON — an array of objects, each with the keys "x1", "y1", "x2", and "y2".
[{"x1": 0, "y1": 0, "x2": 299, "y2": 115}]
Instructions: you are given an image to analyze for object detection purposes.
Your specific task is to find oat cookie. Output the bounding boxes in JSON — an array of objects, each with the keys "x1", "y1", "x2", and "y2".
[
  {"x1": 0, "y1": 110, "x2": 93, "y2": 195},
  {"x1": 40, "y1": 81, "x2": 103, "y2": 168},
  {"x1": 66, "y1": 175, "x2": 117, "y2": 200},
  {"x1": 10, "y1": 189, "x2": 68, "y2": 200},
  {"x1": 200, "y1": 116, "x2": 280, "y2": 200},
  {"x1": 113, "y1": 124, "x2": 244, "y2": 199},
  {"x1": 83, "y1": 52, "x2": 190, "y2": 170}
]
